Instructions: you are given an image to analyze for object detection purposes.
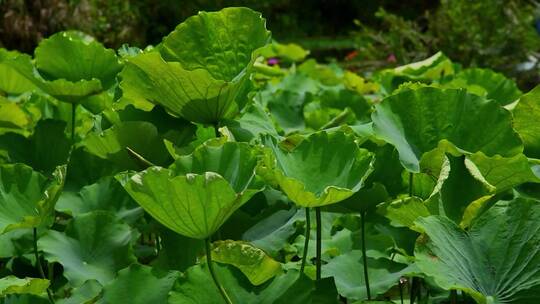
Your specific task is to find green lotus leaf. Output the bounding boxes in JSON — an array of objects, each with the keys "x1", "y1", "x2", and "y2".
[
  {"x1": 415, "y1": 198, "x2": 540, "y2": 303},
  {"x1": 159, "y1": 7, "x2": 270, "y2": 81},
  {"x1": 210, "y1": 240, "x2": 282, "y2": 285},
  {"x1": 0, "y1": 97, "x2": 33, "y2": 136},
  {"x1": 378, "y1": 197, "x2": 430, "y2": 231},
  {"x1": 242, "y1": 207, "x2": 303, "y2": 256},
  {"x1": 265, "y1": 90, "x2": 308, "y2": 133},
  {"x1": 55, "y1": 176, "x2": 142, "y2": 223},
  {"x1": 169, "y1": 265, "x2": 315, "y2": 304},
  {"x1": 258, "y1": 42, "x2": 309, "y2": 63},
  {"x1": 118, "y1": 142, "x2": 261, "y2": 239},
  {"x1": 118, "y1": 169, "x2": 258, "y2": 240},
  {"x1": 465, "y1": 152, "x2": 540, "y2": 192},
  {"x1": 153, "y1": 225, "x2": 204, "y2": 272},
  {"x1": 81, "y1": 121, "x2": 171, "y2": 170},
  {"x1": 119, "y1": 52, "x2": 244, "y2": 122},
  {"x1": 55, "y1": 280, "x2": 102, "y2": 304},
  {"x1": 445, "y1": 68, "x2": 522, "y2": 105},
  {"x1": 34, "y1": 31, "x2": 121, "y2": 88},
  {"x1": 0, "y1": 163, "x2": 65, "y2": 234},
  {"x1": 377, "y1": 52, "x2": 454, "y2": 93},
  {"x1": 38, "y1": 211, "x2": 136, "y2": 286},
  {"x1": 171, "y1": 140, "x2": 260, "y2": 193},
  {"x1": 0, "y1": 276, "x2": 50, "y2": 297},
  {"x1": 0, "y1": 50, "x2": 102, "y2": 103},
  {"x1": 0, "y1": 49, "x2": 38, "y2": 94},
  {"x1": 222, "y1": 103, "x2": 279, "y2": 142},
  {"x1": 102, "y1": 264, "x2": 179, "y2": 304},
  {"x1": 322, "y1": 251, "x2": 416, "y2": 301},
  {"x1": 0, "y1": 119, "x2": 71, "y2": 175},
  {"x1": 261, "y1": 131, "x2": 374, "y2": 207},
  {"x1": 120, "y1": 7, "x2": 270, "y2": 123},
  {"x1": 513, "y1": 85, "x2": 540, "y2": 158},
  {"x1": 372, "y1": 87, "x2": 523, "y2": 172}
]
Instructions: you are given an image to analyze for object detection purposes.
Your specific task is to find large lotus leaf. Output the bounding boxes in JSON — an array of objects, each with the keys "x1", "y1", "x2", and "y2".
[
  {"x1": 120, "y1": 7, "x2": 270, "y2": 123},
  {"x1": 159, "y1": 7, "x2": 270, "y2": 81},
  {"x1": 371, "y1": 87, "x2": 523, "y2": 172},
  {"x1": 35, "y1": 31, "x2": 121, "y2": 88},
  {"x1": 0, "y1": 119, "x2": 71, "y2": 174},
  {"x1": 415, "y1": 198, "x2": 540, "y2": 303},
  {"x1": 0, "y1": 164, "x2": 65, "y2": 234},
  {"x1": 210, "y1": 240, "x2": 282, "y2": 285},
  {"x1": 120, "y1": 52, "x2": 245, "y2": 123},
  {"x1": 445, "y1": 68, "x2": 522, "y2": 105},
  {"x1": 171, "y1": 140, "x2": 259, "y2": 193},
  {"x1": 261, "y1": 131, "x2": 374, "y2": 207},
  {"x1": 169, "y1": 265, "x2": 314, "y2": 304},
  {"x1": 0, "y1": 49, "x2": 37, "y2": 94},
  {"x1": 81, "y1": 121, "x2": 171, "y2": 170},
  {"x1": 102, "y1": 264, "x2": 179, "y2": 304},
  {"x1": 38, "y1": 211, "x2": 136, "y2": 286},
  {"x1": 0, "y1": 276, "x2": 50, "y2": 297},
  {"x1": 0, "y1": 51, "x2": 102, "y2": 103},
  {"x1": 322, "y1": 251, "x2": 416, "y2": 301},
  {"x1": 117, "y1": 169, "x2": 260, "y2": 239},
  {"x1": 513, "y1": 85, "x2": 540, "y2": 158}
]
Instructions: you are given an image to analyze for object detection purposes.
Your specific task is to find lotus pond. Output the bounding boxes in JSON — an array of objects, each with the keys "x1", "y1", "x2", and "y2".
[{"x1": 0, "y1": 6, "x2": 539, "y2": 304}]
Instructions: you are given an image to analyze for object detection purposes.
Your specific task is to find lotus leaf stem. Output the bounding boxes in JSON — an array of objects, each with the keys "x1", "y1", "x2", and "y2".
[
  {"x1": 205, "y1": 238, "x2": 233, "y2": 304},
  {"x1": 315, "y1": 207, "x2": 322, "y2": 281},
  {"x1": 33, "y1": 228, "x2": 55, "y2": 304},
  {"x1": 300, "y1": 207, "x2": 311, "y2": 274},
  {"x1": 360, "y1": 211, "x2": 371, "y2": 300}
]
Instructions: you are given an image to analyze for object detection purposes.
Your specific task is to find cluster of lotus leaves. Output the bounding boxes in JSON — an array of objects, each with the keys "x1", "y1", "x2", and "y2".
[
  {"x1": 372, "y1": 87, "x2": 523, "y2": 172},
  {"x1": 261, "y1": 131, "x2": 374, "y2": 208},
  {"x1": 117, "y1": 140, "x2": 262, "y2": 239},
  {"x1": 120, "y1": 7, "x2": 271, "y2": 123}
]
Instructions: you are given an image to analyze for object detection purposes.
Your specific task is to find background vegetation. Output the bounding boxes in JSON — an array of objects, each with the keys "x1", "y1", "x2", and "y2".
[{"x1": 1, "y1": 0, "x2": 540, "y2": 87}]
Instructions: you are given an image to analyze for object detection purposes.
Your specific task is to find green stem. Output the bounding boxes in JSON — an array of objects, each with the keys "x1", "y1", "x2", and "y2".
[
  {"x1": 408, "y1": 172, "x2": 414, "y2": 197},
  {"x1": 71, "y1": 103, "x2": 76, "y2": 143},
  {"x1": 205, "y1": 238, "x2": 233, "y2": 304},
  {"x1": 300, "y1": 207, "x2": 311, "y2": 274},
  {"x1": 315, "y1": 207, "x2": 322, "y2": 281},
  {"x1": 33, "y1": 228, "x2": 55, "y2": 304},
  {"x1": 126, "y1": 147, "x2": 156, "y2": 168},
  {"x1": 360, "y1": 211, "x2": 371, "y2": 300}
]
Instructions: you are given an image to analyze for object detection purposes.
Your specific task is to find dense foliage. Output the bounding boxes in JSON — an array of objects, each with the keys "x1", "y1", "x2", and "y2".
[{"x1": 1, "y1": 6, "x2": 540, "y2": 304}]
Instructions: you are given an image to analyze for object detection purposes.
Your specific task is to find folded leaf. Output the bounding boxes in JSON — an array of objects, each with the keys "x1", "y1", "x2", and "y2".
[
  {"x1": 415, "y1": 198, "x2": 540, "y2": 303},
  {"x1": 262, "y1": 131, "x2": 374, "y2": 207},
  {"x1": 211, "y1": 240, "x2": 282, "y2": 285}
]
